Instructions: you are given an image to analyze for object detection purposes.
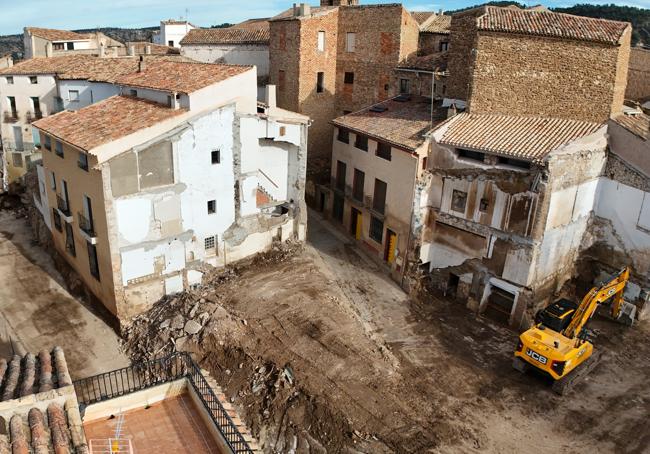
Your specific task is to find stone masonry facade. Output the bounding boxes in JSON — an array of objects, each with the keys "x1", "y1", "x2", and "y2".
[{"x1": 626, "y1": 47, "x2": 650, "y2": 101}]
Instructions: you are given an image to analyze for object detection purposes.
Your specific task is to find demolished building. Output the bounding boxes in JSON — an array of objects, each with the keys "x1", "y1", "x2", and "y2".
[{"x1": 30, "y1": 59, "x2": 309, "y2": 323}]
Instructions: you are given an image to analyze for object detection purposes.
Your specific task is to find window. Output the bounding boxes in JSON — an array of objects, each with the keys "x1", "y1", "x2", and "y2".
[
  {"x1": 457, "y1": 148, "x2": 485, "y2": 163},
  {"x1": 204, "y1": 235, "x2": 216, "y2": 251},
  {"x1": 207, "y1": 200, "x2": 216, "y2": 214},
  {"x1": 7, "y1": 96, "x2": 16, "y2": 116},
  {"x1": 451, "y1": 190, "x2": 467, "y2": 213},
  {"x1": 373, "y1": 179, "x2": 387, "y2": 214},
  {"x1": 55, "y1": 141, "x2": 64, "y2": 158},
  {"x1": 78, "y1": 152, "x2": 88, "y2": 171},
  {"x1": 439, "y1": 42, "x2": 449, "y2": 52},
  {"x1": 479, "y1": 198, "x2": 489, "y2": 212},
  {"x1": 376, "y1": 142, "x2": 391, "y2": 161},
  {"x1": 64, "y1": 222, "x2": 76, "y2": 256},
  {"x1": 31, "y1": 97, "x2": 41, "y2": 115},
  {"x1": 44, "y1": 135, "x2": 51, "y2": 151},
  {"x1": 346, "y1": 32, "x2": 356, "y2": 52},
  {"x1": 52, "y1": 208, "x2": 62, "y2": 232},
  {"x1": 337, "y1": 128, "x2": 349, "y2": 144},
  {"x1": 279, "y1": 126, "x2": 286, "y2": 136},
  {"x1": 399, "y1": 78, "x2": 410, "y2": 94},
  {"x1": 344, "y1": 72, "x2": 354, "y2": 84},
  {"x1": 354, "y1": 134, "x2": 368, "y2": 151},
  {"x1": 211, "y1": 149, "x2": 221, "y2": 164},
  {"x1": 317, "y1": 31, "x2": 325, "y2": 51},
  {"x1": 168, "y1": 40, "x2": 174, "y2": 47},
  {"x1": 66, "y1": 42, "x2": 74, "y2": 50},
  {"x1": 497, "y1": 156, "x2": 531, "y2": 170},
  {"x1": 50, "y1": 172, "x2": 56, "y2": 190},
  {"x1": 422, "y1": 156, "x2": 428, "y2": 170},
  {"x1": 369, "y1": 216, "x2": 383, "y2": 243},
  {"x1": 29, "y1": 76, "x2": 37, "y2": 84},
  {"x1": 53, "y1": 43, "x2": 64, "y2": 51},
  {"x1": 69, "y1": 90, "x2": 79, "y2": 102},
  {"x1": 335, "y1": 160, "x2": 346, "y2": 191},
  {"x1": 5, "y1": 76, "x2": 13, "y2": 84},
  {"x1": 12, "y1": 153, "x2": 23, "y2": 168},
  {"x1": 278, "y1": 70, "x2": 286, "y2": 92},
  {"x1": 316, "y1": 72, "x2": 324, "y2": 93},
  {"x1": 80, "y1": 195, "x2": 94, "y2": 236},
  {"x1": 88, "y1": 242, "x2": 100, "y2": 280},
  {"x1": 129, "y1": 89, "x2": 137, "y2": 97},
  {"x1": 353, "y1": 168, "x2": 365, "y2": 202},
  {"x1": 167, "y1": 95, "x2": 173, "y2": 107}
]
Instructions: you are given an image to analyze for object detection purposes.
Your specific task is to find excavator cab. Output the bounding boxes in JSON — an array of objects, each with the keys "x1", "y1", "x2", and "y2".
[{"x1": 534, "y1": 298, "x2": 578, "y2": 333}]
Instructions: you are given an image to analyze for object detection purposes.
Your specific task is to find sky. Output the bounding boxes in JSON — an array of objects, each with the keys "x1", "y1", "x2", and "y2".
[{"x1": 0, "y1": 0, "x2": 648, "y2": 36}]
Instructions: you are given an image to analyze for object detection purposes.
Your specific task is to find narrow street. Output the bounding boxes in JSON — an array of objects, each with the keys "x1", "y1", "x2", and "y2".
[{"x1": 0, "y1": 209, "x2": 128, "y2": 379}]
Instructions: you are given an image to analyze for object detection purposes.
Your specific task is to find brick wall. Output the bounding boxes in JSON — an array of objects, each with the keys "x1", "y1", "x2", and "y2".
[
  {"x1": 446, "y1": 11, "x2": 480, "y2": 100},
  {"x1": 394, "y1": 69, "x2": 447, "y2": 98},
  {"x1": 626, "y1": 47, "x2": 650, "y2": 101},
  {"x1": 269, "y1": 20, "x2": 301, "y2": 112},
  {"x1": 468, "y1": 31, "x2": 629, "y2": 123}
]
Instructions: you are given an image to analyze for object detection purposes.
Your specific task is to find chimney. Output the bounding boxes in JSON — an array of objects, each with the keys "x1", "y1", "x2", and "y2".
[
  {"x1": 266, "y1": 85, "x2": 277, "y2": 109},
  {"x1": 145, "y1": 44, "x2": 152, "y2": 55},
  {"x1": 300, "y1": 3, "x2": 311, "y2": 16},
  {"x1": 138, "y1": 55, "x2": 146, "y2": 72},
  {"x1": 293, "y1": 3, "x2": 298, "y2": 16},
  {"x1": 128, "y1": 45, "x2": 135, "y2": 56}
]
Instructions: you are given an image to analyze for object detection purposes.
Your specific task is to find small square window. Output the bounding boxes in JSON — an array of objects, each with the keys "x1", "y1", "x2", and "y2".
[
  {"x1": 204, "y1": 235, "x2": 216, "y2": 250},
  {"x1": 6, "y1": 76, "x2": 13, "y2": 84},
  {"x1": 66, "y1": 42, "x2": 74, "y2": 50},
  {"x1": 479, "y1": 198, "x2": 489, "y2": 212},
  {"x1": 354, "y1": 134, "x2": 368, "y2": 151},
  {"x1": 344, "y1": 72, "x2": 354, "y2": 84},
  {"x1": 451, "y1": 190, "x2": 467, "y2": 213},
  {"x1": 55, "y1": 141, "x2": 64, "y2": 158},
  {"x1": 211, "y1": 150, "x2": 221, "y2": 164},
  {"x1": 440, "y1": 42, "x2": 449, "y2": 52},
  {"x1": 69, "y1": 90, "x2": 80, "y2": 102},
  {"x1": 29, "y1": 76, "x2": 37, "y2": 84},
  {"x1": 53, "y1": 43, "x2": 64, "y2": 51},
  {"x1": 376, "y1": 142, "x2": 391, "y2": 161},
  {"x1": 337, "y1": 129, "x2": 349, "y2": 144},
  {"x1": 207, "y1": 200, "x2": 216, "y2": 214}
]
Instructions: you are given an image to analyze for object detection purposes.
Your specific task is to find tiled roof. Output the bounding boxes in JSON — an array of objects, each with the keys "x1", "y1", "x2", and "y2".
[
  {"x1": 412, "y1": 11, "x2": 435, "y2": 25},
  {"x1": 270, "y1": 6, "x2": 338, "y2": 21},
  {"x1": 613, "y1": 113, "x2": 650, "y2": 141},
  {"x1": 25, "y1": 27, "x2": 89, "y2": 41},
  {"x1": 438, "y1": 113, "x2": 603, "y2": 162},
  {"x1": 180, "y1": 28, "x2": 270, "y2": 45},
  {"x1": 332, "y1": 96, "x2": 444, "y2": 151},
  {"x1": 230, "y1": 18, "x2": 270, "y2": 31},
  {"x1": 33, "y1": 96, "x2": 186, "y2": 152},
  {"x1": 421, "y1": 14, "x2": 451, "y2": 34},
  {"x1": 0, "y1": 347, "x2": 71, "y2": 401},
  {"x1": 115, "y1": 60, "x2": 252, "y2": 93},
  {"x1": 477, "y1": 6, "x2": 629, "y2": 45},
  {"x1": 127, "y1": 41, "x2": 181, "y2": 55},
  {"x1": 398, "y1": 52, "x2": 448, "y2": 72}
]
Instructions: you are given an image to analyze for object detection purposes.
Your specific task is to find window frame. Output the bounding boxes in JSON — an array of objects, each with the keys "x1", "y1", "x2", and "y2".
[
  {"x1": 354, "y1": 134, "x2": 368, "y2": 152},
  {"x1": 372, "y1": 178, "x2": 387, "y2": 214},
  {"x1": 55, "y1": 141, "x2": 64, "y2": 158},
  {"x1": 344, "y1": 72, "x2": 354, "y2": 85},
  {"x1": 207, "y1": 200, "x2": 216, "y2": 215},
  {"x1": 346, "y1": 32, "x2": 356, "y2": 52},
  {"x1": 78, "y1": 152, "x2": 88, "y2": 171},
  {"x1": 337, "y1": 128, "x2": 349, "y2": 144},
  {"x1": 376, "y1": 142, "x2": 392, "y2": 161},
  {"x1": 352, "y1": 168, "x2": 365, "y2": 202},
  {"x1": 451, "y1": 189, "x2": 468, "y2": 214},
  {"x1": 6, "y1": 76, "x2": 13, "y2": 85},
  {"x1": 29, "y1": 76, "x2": 38, "y2": 84},
  {"x1": 316, "y1": 72, "x2": 324, "y2": 93},
  {"x1": 317, "y1": 31, "x2": 326, "y2": 52},
  {"x1": 211, "y1": 149, "x2": 221, "y2": 165},
  {"x1": 69, "y1": 90, "x2": 80, "y2": 102},
  {"x1": 369, "y1": 216, "x2": 384, "y2": 243}
]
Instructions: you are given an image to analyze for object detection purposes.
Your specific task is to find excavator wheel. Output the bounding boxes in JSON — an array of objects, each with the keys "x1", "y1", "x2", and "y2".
[{"x1": 551, "y1": 350, "x2": 603, "y2": 396}]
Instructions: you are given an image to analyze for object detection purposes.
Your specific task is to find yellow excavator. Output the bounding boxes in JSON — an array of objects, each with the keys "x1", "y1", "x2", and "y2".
[{"x1": 513, "y1": 267, "x2": 632, "y2": 395}]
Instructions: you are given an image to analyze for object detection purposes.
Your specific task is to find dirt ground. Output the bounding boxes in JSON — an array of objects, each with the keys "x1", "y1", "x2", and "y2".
[
  {"x1": 0, "y1": 202, "x2": 128, "y2": 378},
  {"x1": 122, "y1": 211, "x2": 650, "y2": 453}
]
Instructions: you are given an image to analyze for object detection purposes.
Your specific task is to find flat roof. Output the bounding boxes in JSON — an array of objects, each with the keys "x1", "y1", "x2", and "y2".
[
  {"x1": 332, "y1": 96, "x2": 444, "y2": 151},
  {"x1": 438, "y1": 113, "x2": 603, "y2": 162},
  {"x1": 83, "y1": 394, "x2": 225, "y2": 454},
  {"x1": 33, "y1": 95, "x2": 186, "y2": 152}
]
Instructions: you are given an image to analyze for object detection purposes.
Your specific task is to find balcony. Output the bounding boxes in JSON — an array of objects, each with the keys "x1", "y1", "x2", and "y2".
[
  {"x1": 26, "y1": 110, "x2": 43, "y2": 123},
  {"x1": 56, "y1": 194, "x2": 73, "y2": 221},
  {"x1": 3, "y1": 111, "x2": 18, "y2": 123},
  {"x1": 78, "y1": 212, "x2": 97, "y2": 243}
]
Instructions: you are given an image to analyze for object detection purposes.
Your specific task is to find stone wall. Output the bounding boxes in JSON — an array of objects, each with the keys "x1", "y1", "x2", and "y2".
[
  {"x1": 469, "y1": 31, "x2": 630, "y2": 123},
  {"x1": 446, "y1": 10, "x2": 480, "y2": 101},
  {"x1": 418, "y1": 33, "x2": 448, "y2": 56},
  {"x1": 393, "y1": 69, "x2": 447, "y2": 98},
  {"x1": 626, "y1": 47, "x2": 650, "y2": 101}
]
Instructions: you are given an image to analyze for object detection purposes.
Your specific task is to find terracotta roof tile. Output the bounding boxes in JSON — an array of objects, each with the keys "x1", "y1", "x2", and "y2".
[
  {"x1": 477, "y1": 6, "x2": 629, "y2": 45},
  {"x1": 412, "y1": 12, "x2": 435, "y2": 25},
  {"x1": 420, "y1": 14, "x2": 451, "y2": 34},
  {"x1": 332, "y1": 96, "x2": 444, "y2": 151},
  {"x1": 25, "y1": 27, "x2": 88, "y2": 41},
  {"x1": 613, "y1": 113, "x2": 650, "y2": 141},
  {"x1": 33, "y1": 96, "x2": 186, "y2": 152},
  {"x1": 438, "y1": 113, "x2": 603, "y2": 162},
  {"x1": 180, "y1": 28, "x2": 270, "y2": 45},
  {"x1": 115, "y1": 60, "x2": 252, "y2": 93},
  {"x1": 126, "y1": 41, "x2": 181, "y2": 55},
  {"x1": 230, "y1": 18, "x2": 270, "y2": 31},
  {"x1": 398, "y1": 52, "x2": 448, "y2": 72}
]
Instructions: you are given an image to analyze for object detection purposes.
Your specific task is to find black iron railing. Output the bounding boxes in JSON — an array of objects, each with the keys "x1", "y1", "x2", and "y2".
[
  {"x1": 73, "y1": 352, "x2": 254, "y2": 454},
  {"x1": 56, "y1": 194, "x2": 71, "y2": 217},
  {"x1": 3, "y1": 111, "x2": 18, "y2": 123},
  {"x1": 26, "y1": 110, "x2": 43, "y2": 123}
]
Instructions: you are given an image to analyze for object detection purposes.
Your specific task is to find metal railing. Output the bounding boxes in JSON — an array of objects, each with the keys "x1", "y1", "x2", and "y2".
[
  {"x1": 56, "y1": 194, "x2": 71, "y2": 216},
  {"x1": 78, "y1": 212, "x2": 95, "y2": 237},
  {"x1": 73, "y1": 353, "x2": 254, "y2": 454},
  {"x1": 3, "y1": 111, "x2": 18, "y2": 123},
  {"x1": 26, "y1": 110, "x2": 43, "y2": 123}
]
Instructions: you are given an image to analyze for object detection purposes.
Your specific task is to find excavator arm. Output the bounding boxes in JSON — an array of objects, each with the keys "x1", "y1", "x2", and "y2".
[{"x1": 562, "y1": 267, "x2": 630, "y2": 341}]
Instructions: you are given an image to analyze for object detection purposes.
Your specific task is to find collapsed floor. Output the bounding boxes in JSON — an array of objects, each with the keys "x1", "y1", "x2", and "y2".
[{"x1": 121, "y1": 217, "x2": 650, "y2": 453}]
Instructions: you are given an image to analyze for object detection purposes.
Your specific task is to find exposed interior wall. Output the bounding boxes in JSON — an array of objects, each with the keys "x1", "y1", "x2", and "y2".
[
  {"x1": 181, "y1": 44, "x2": 270, "y2": 78},
  {"x1": 58, "y1": 80, "x2": 120, "y2": 111}
]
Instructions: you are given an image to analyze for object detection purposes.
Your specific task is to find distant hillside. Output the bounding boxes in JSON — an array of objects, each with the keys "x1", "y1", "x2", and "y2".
[{"x1": 448, "y1": 2, "x2": 648, "y2": 46}]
